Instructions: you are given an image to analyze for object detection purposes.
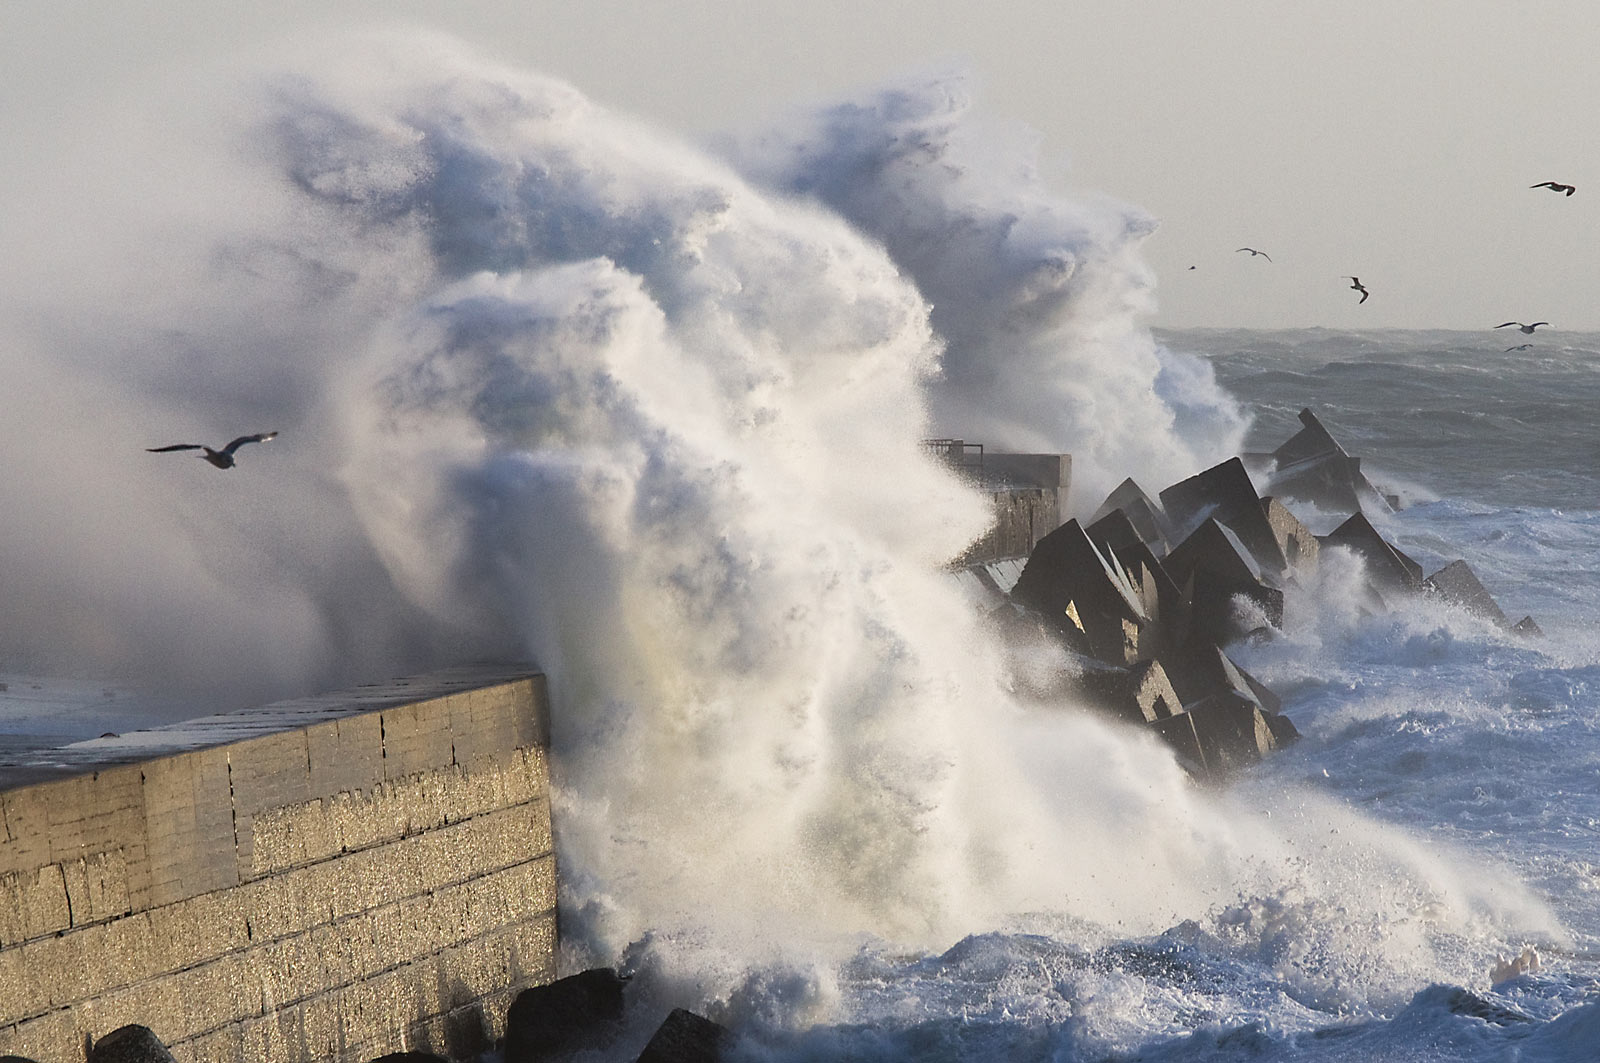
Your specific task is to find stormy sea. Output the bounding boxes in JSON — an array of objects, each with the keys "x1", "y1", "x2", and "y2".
[{"x1": 1, "y1": 30, "x2": 1596, "y2": 1062}]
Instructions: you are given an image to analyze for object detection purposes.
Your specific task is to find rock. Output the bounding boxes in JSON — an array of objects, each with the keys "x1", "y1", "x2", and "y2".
[
  {"x1": 504, "y1": 968, "x2": 629, "y2": 1062},
  {"x1": 635, "y1": 1009, "x2": 729, "y2": 1063},
  {"x1": 1424, "y1": 560, "x2": 1510, "y2": 626},
  {"x1": 1319, "y1": 512, "x2": 1423, "y2": 592},
  {"x1": 1159, "y1": 458, "x2": 1288, "y2": 577},
  {"x1": 0, "y1": 1055, "x2": 41, "y2": 1062},
  {"x1": 87, "y1": 1026, "x2": 176, "y2": 1063},
  {"x1": 1512, "y1": 615, "x2": 1544, "y2": 638}
]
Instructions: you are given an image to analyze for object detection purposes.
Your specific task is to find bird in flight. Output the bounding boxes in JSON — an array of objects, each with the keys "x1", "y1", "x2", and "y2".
[
  {"x1": 1504, "y1": 344, "x2": 1535, "y2": 352},
  {"x1": 1343, "y1": 277, "x2": 1369, "y2": 304},
  {"x1": 1495, "y1": 321, "x2": 1549, "y2": 334},
  {"x1": 1531, "y1": 181, "x2": 1576, "y2": 196},
  {"x1": 1236, "y1": 247, "x2": 1272, "y2": 261},
  {"x1": 147, "y1": 432, "x2": 278, "y2": 469}
]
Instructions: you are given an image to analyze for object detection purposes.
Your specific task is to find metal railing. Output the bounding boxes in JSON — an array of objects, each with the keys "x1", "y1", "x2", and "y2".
[{"x1": 922, "y1": 439, "x2": 984, "y2": 472}]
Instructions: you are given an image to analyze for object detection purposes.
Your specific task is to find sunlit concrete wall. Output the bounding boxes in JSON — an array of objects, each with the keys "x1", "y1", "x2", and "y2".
[{"x1": 0, "y1": 666, "x2": 554, "y2": 1062}]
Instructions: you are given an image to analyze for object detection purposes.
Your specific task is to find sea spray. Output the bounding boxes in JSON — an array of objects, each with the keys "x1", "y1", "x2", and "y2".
[
  {"x1": 728, "y1": 70, "x2": 1250, "y2": 508},
  {"x1": 0, "y1": 31, "x2": 1568, "y2": 1036}
]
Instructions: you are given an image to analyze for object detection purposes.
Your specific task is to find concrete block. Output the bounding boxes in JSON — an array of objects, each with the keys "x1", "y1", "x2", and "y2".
[
  {"x1": 305, "y1": 715, "x2": 385, "y2": 801},
  {"x1": 1078, "y1": 659, "x2": 1181, "y2": 725},
  {"x1": 63, "y1": 849, "x2": 131, "y2": 928},
  {"x1": 11, "y1": 1007, "x2": 85, "y2": 1063},
  {"x1": 227, "y1": 732, "x2": 314, "y2": 881},
  {"x1": 1159, "y1": 458, "x2": 1288, "y2": 577},
  {"x1": 1424, "y1": 560, "x2": 1510, "y2": 627},
  {"x1": 1260, "y1": 409, "x2": 1390, "y2": 515},
  {"x1": 379, "y1": 701, "x2": 452, "y2": 782},
  {"x1": 1320, "y1": 512, "x2": 1422, "y2": 592},
  {"x1": 1087, "y1": 477, "x2": 1173, "y2": 554},
  {"x1": 1164, "y1": 520, "x2": 1284, "y2": 645},
  {"x1": 1012, "y1": 519, "x2": 1149, "y2": 664},
  {"x1": 1186, "y1": 692, "x2": 1278, "y2": 775},
  {"x1": 1512, "y1": 615, "x2": 1543, "y2": 638},
  {"x1": 1260, "y1": 497, "x2": 1319, "y2": 574},
  {"x1": 141, "y1": 748, "x2": 237, "y2": 909},
  {"x1": 0, "y1": 863, "x2": 70, "y2": 947},
  {"x1": 0, "y1": 789, "x2": 54, "y2": 877}
]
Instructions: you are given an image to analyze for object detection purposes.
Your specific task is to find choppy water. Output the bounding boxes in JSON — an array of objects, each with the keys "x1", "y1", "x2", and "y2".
[{"x1": 1, "y1": 31, "x2": 1596, "y2": 1061}]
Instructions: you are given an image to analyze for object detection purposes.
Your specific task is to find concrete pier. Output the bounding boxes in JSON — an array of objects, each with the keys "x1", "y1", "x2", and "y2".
[{"x1": 0, "y1": 665, "x2": 555, "y2": 1063}]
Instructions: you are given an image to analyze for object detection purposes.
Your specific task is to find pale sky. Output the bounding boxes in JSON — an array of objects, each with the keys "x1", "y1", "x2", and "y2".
[{"x1": 5, "y1": 0, "x2": 1599, "y2": 329}]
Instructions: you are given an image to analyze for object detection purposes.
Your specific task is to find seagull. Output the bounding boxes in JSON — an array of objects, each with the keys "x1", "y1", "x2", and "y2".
[
  {"x1": 1495, "y1": 321, "x2": 1549, "y2": 334},
  {"x1": 147, "y1": 432, "x2": 278, "y2": 469},
  {"x1": 1343, "y1": 277, "x2": 1369, "y2": 304},
  {"x1": 1531, "y1": 181, "x2": 1576, "y2": 196},
  {"x1": 1236, "y1": 247, "x2": 1272, "y2": 261},
  {"x1": 1505, "y1": 344, "x2": 1535, "y2": 352}
]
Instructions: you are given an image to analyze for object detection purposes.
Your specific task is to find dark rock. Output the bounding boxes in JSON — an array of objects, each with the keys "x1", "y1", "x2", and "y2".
[
  {"x1": 1078, "y1": 658, "x2": 1182, "y2": 724},
  {"x1": 1087, "y1": 478, "x2": 1173, "y2": 554},
  {"x1": 88, "y1": 1026, "x2": 176, "y2": 1063},
  {"x1": 1512, "y1": 615, "x2": 1544, "y2": 638},
  {"x1": 635, "y1": 1009, "x2": 729, "y2": 1063},
  {"x1": 1319, "y1": 512, "x2": 1423, "y2": 592},
  {"x1": 1159, "y1": 458, "x2": 1288, "y2": 577},
  {"x1": 1424, "y1": 560, "x2": 1510, "y2": 627},
  {"x1": 505, "y1": 968, "x2": 629, "y2": 1062},
  {"x1": 0, "y1": 1056, "x2": 40, "y2": 1062}
]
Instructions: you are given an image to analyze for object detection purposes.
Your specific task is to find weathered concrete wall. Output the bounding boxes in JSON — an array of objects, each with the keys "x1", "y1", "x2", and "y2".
[
  {"x1": 956, "y1": 453, "x2": 1072, "y2": 565},
  {"x1": 0, "y1": 666, "x2": 554, "y2": 1063}
]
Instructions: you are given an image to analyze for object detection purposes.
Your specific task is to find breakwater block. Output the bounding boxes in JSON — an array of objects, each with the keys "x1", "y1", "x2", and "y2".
[
  {"x1": 1424, "y1": 560, "x2": 1510, "y2": 627},
  {"x1": 635, "y1": 1009, "x2": 729, "y2": 1063},
  {"x1": 1159, "y1": 457, "x2": 1288, "y2": 577},
  {"x1": 505, "y1": 968, "x2": 629, "y2": 1061},
  {"x1": 1320, "y1": 511, "x2": 1423, "y2": 591}
]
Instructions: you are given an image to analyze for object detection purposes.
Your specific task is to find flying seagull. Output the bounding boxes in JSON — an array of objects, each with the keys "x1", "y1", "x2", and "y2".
[
  {"x1": 1505, "y1": 344, "x2": 1535, "y2": 352},
  {"x1": 1531, "y1": 181, "x2": 1576, "y2": 196},
  {"x1": 147, "y1": 432, "x2": 278, "y2": 469},
  {"x1": 1343, "y1": 276, "x2": 1369, "y2": 304},
  {"x1": 1495, "y1": 321, "x2": 1549, "y2": 334},
  {"x1": 1236, "y1": 247, "x2": 1272, "y2": 261}
]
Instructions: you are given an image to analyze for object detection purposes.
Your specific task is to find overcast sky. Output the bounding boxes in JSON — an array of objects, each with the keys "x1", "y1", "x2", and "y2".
[{"x1": 5, "y1": 1, "x2": 1599, "y2": 329}]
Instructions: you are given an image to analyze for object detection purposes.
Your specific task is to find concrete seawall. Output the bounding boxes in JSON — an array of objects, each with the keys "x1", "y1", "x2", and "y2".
[{"x1": 0, "y1": 665, "x2": 555, "y2": 1062}]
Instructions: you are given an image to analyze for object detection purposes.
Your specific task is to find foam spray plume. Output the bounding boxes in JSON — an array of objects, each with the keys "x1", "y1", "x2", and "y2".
[{"x1": 0, "y1": 31, "x2": 1562, "y2": 1041}]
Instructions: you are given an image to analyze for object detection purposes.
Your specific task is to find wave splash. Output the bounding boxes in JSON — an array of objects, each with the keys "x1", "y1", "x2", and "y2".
[{"x1": 0, "y1": 30, "x2": 1561, "y2": 1027}]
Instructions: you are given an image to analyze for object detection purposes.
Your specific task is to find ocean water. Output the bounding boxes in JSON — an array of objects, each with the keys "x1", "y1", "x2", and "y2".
[{"x1": 1, "y1": 31, "x2": 1597, "y2": 1062}]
